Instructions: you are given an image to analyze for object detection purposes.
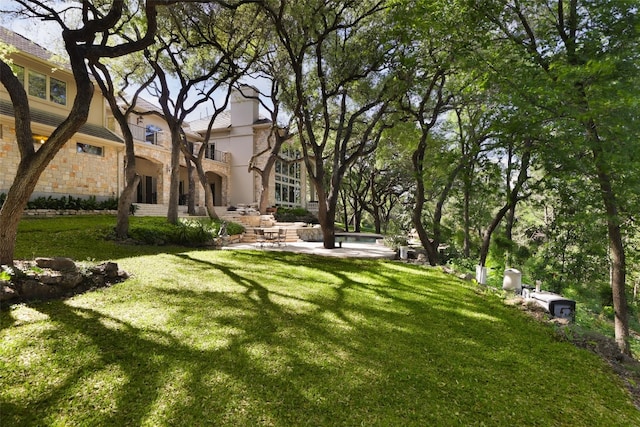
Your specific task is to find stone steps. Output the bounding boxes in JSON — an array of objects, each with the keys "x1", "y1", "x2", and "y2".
[{"x1": 133, "y1": 203, "x2": 190, "y2": 217}]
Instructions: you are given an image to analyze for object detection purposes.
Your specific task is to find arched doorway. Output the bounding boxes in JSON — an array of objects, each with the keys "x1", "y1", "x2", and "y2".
[
  {"x1": 135, "y1": 157, "x2": 162, "y2": 204},
  {"x1": 206, "y1": 171, "x2": 223, "y2": 206}
]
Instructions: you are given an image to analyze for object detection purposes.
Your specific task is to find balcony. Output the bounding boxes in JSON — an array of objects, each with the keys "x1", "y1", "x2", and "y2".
[
  {"x1": 105, "y1": 117, "x2": 163, "y2": 146},
  {"x1": 205, "y1": 146, "x2": 227, "y2": 162}
]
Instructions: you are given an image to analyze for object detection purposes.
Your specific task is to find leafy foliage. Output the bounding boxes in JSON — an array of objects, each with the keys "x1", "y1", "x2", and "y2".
[
  {"x1": 274, "y1": 207, "x2": 318, "y2": 224},
  {"x1": 127, "y1": 217, "x2": 244, "y2": 246},
  {"x1": 0, "y1": 194, "x2": 119, "y2": 211}
]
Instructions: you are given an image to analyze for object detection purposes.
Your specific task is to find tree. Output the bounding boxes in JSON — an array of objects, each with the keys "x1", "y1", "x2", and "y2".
[
  {"x1": 474, "y1": 0, "x2": 640, "y2": 354},
  {"x1": 88, "y1": 51, "x2": 156, "y2": 239},
  {"x1": 339, "y1": 158, "x2": 371, "y2": 232},
  {"x1": 0, "y1": 0, "x2": 167, "y2": 265},
  {"x1": 257, "y1": 0, "x2": 396, "y2": 248},
  {"x1": 144, "y1": 1, "x2": 261, "y2": 223},
  {"x1": 245, "y1": 46, "x2": 297, "y2": 214}
]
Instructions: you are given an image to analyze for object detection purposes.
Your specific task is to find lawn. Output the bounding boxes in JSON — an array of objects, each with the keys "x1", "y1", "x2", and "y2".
[{"x1": 1, "y1": 216, "x2": 639, "y2": 425}]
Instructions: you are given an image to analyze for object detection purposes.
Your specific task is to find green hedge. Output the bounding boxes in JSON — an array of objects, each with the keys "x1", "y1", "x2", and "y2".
[
  {"x1": 274, "y1": 207, "x2": 318, "y2": 224},
  {"x1": 0, "y1": 193, "x2": 119, "y2": 211}
]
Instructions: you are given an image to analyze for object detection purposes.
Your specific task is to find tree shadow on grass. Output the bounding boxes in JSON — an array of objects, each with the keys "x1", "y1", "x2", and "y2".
[{"x1": 2, "y1": 251, "x2": 639, "y2": 425}]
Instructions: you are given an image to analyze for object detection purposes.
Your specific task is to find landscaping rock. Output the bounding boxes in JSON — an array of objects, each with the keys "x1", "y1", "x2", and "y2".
[
  {"x1": 1, "y1": 260, "x2": 129, "y2": 306},
  {"x1": 90, "y1": 262, "x2": 120, "y2": 279},
  {"x1": 18, "y1": 278, "x2": 60, "y2": 300},
  {"x1": 0, "y1": 283, "x2": 17, "y2": 302},
  {"x1": 36, "y1": 257, "x2": 77, "y2": 272}
]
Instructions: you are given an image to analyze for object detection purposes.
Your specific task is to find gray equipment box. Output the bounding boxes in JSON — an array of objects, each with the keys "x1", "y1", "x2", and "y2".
[{"x1": 530, "y1": 291, "x2": 576, "y2": 319}]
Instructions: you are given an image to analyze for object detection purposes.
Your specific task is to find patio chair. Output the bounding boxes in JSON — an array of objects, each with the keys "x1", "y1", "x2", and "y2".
[
  {"x1": 254, "y1": 228, "x2": 266, "y2": 247},
  {"x1": 277, "y1": 228, "x2": 286, "y2": 246}
]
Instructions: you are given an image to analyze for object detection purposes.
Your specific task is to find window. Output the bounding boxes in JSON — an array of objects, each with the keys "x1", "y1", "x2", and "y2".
[
  {"x1": 145, "y1": 124, "x2": 162, "y2": 145},
  {"x1": 11, "y1": 65, "x2": 67, "y2": 106},
  {"x1": 274, "y1": 147, "x2": 302, "y2": 207},
  {"x1": 49, "y1": 77, "x2": 67, "y2": 105},
  {"x1": 205, "y1": 143, "x2": 217, "y2": 160},
  {"x1": 28, "y1": 70, "x2": 46, "y2": 99},
  {"x1": 10, "y1": 64, "x2": 24, "y2": 85},
  {"x1": 77, "y1": 143, "x2": 103, "y2": 156}
]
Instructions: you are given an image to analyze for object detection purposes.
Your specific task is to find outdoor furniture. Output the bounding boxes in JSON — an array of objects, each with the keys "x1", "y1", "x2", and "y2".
[
  {"x1": 263, "y1": 228, "x2": 280, "y2": 246},
  {"x1": 278, "y1": 228, "x2": 286, "y2": 246},
  {"x1": 254, "y1": 228, "x2": 266, "y2": 247}
]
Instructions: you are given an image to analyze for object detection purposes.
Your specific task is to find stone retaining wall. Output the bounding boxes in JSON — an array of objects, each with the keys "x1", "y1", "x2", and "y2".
[{"x1": 23, "y1": 209, "x2": 118, "y2": 218}]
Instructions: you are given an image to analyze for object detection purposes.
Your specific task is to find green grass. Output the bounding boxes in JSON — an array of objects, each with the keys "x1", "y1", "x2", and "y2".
[{"x1": 1, "y1": 217, "x2": 639, "y2": 425}]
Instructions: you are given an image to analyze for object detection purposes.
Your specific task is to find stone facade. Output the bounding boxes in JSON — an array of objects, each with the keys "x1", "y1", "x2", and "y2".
[{"x1": 0, "y1": 124, "x2": 123, "y2": 200}]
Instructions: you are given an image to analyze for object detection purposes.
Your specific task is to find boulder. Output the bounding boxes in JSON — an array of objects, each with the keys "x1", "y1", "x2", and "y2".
[
  {"x1": 36, "y1": 257, "x2": 77, "y2": 272},
  {"x1": 3, "y1": 260, "x2": 129, "y2": 305},
  {"x1": 0, "y1": 283, "x2": 17, "y2": 302}
]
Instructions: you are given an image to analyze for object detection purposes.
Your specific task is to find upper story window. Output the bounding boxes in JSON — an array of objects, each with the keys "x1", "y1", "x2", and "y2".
[
  {"x1": 11, "y1": 64, "x2": 24, "y2": 84},
  {"x1": 205, "y1": 143, "x2": 217, "y2": 160},
  {"x1": 10, "y1": 64, "x2": 67, "y2": 106},
  {"x1": 28, "y1": 70, "x2": 46, "y2": 99},
  {"x1": 49, "y1": 77, "x2": 67, "y2": 105}
]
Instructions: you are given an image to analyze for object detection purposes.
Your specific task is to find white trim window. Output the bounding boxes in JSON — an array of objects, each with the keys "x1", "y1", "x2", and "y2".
[
  {"x1": 11, "y1": 64, "x2": 67, "y2": 106},
  {"x1": 274, "y1": 147, "x2": 302, "y2": 207}
]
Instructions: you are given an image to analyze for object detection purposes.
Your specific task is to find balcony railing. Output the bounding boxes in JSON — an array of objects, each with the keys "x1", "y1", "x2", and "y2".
[
  {"x1": 105, "y1": 118, "x2": 162, "y2": 146},
  {"x1": 306, "y1": 201, "x2": 319, "y2": 212},
  {"x1": 132, "y1": 123, "x2": 162, "y2": 145},
  {"x1": 205, "y1": 146, "x2": 227, "y2": 162}
]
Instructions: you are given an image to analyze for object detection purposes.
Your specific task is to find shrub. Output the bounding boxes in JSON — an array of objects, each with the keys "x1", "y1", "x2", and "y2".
[
  {"x1": 447, "y1": 256, "x2": 477, "y2": 274},
  {"x1": 598, "y1": 283, "x2": 613, "y2": 308},
  {"x1": 274, "y1": 207, "x2": 318, "y2": 223},
  {"x1": 226, "y1": 221, "x2": 245, "y2": 235},
  {"x1": 20, "y1": 194, "x2": 120, "y2": 211},
  {"x1": 127, "y1": 218, "x2": 244, "y2": 246},
  {"x1": 383, "y1": 235, "x2": 408, "y2": 250}
]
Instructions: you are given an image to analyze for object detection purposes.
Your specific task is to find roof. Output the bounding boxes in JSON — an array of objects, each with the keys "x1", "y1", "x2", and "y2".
[
  {"x1": 132, "y1": 97, "x2": 165, "y2": 116},
  {"x1": 0, "y1": 98, "x2": 123, "y2": 143},
  {"x1": 0, "y1": 26, "x2": 69, "y2": 71},
  {"x1": 189, "y1": 111, "x2": 271, "y2": 134},
  {"x1": 189, "y1": 111, "x2": 232, "y2": 133}
]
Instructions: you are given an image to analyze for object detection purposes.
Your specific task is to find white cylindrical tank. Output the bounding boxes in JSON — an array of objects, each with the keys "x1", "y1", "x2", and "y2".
[{"x1": 503, "y1": 268, "x2": 522, "y2": 292}]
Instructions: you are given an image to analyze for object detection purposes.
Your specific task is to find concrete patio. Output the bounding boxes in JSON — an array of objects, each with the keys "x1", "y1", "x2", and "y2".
[{"x1": 223, "y1": 240, "x2": 397, "y2": 259}]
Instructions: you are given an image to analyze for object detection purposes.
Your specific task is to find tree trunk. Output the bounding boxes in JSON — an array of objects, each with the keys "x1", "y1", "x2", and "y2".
[
  {"x1": 259, "y1": 172, "x2": 271, "y2": 214},
  {"x1": 0, "y1": 178, "x2": 36, "y2": 265},
  {"x1": 115, "y1": 169, "x2": 140, "y2": 239},
  {"x1": 191, "y1": 149, "x2": 219, "y2": 220},
  {"x1": 167, "y1": 131, "x2": 181, "y2": 224},
  {"x1": 341, "y1": 191, "x2": 349, "y2": 232},
  {"x1": 110, "y1": 105, "x2": 140, "y2": 239},
  {"x1": 253, "y1": 147, "x2": 279, "y2": 214},
  {"x1": 479, "y1": 139, "x2": 532, "y2": 267},
  {"x1": 478, "y1": 203, "x2": 511, "y2": 267},
  {"x1": 186, "y1": 155, "x2": 196, "y2": 215},
  {"x1": 316, "y1": 187, "x2": 336, "y2": 249},
  {"x1": 463, "y1": 182, "x2": 471, "y2": 258},
  {"x1": 588, "y1": 119, "x2": 630, "y2": 355},
  {"x1": 354, "y1": 207, "x2": 362, "y2": 233}
]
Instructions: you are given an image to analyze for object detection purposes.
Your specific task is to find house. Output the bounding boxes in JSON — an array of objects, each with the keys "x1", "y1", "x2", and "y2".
[
  {"x1": 0, "y1": 26, "x2": 312, "y2": 216},
  {"x1": 0, "y1": 26, "x2": 124, "y2": 202}
]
